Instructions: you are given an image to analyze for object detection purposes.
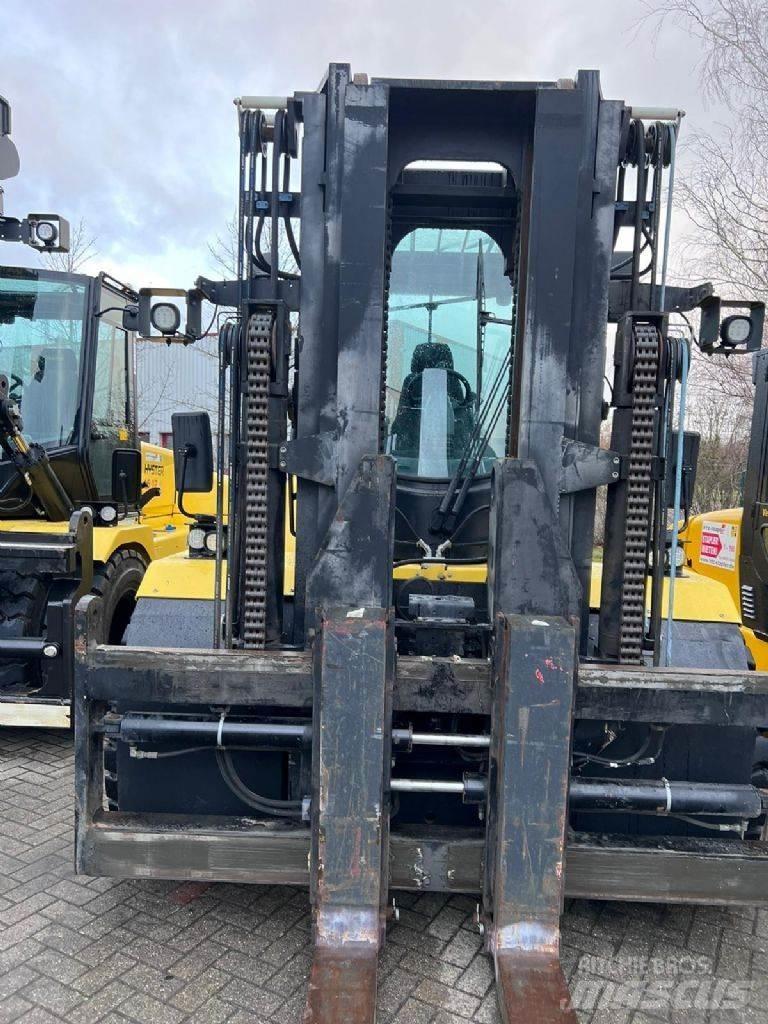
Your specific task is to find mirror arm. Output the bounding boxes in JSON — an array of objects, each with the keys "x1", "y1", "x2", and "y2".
[
  {"x1": 177, "y1": 445, "x2": 197, "y2": 520},
  {"x1": 116, "y1": 472, "x2": 129, "y2": 522}
]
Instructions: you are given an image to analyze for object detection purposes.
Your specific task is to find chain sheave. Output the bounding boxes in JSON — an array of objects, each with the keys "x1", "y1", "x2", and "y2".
[
  {"x1": 241, "y1": 312, "x2": 273, "y2": 648},
  {"x1": 618, "y1": 325, "x2": 661, "y2": 663}
]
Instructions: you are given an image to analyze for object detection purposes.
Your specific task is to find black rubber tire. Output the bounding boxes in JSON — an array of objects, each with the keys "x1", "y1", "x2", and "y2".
[
  {"x1": 93, "y1": 549, "x2": 148, "y2": 809},
  {"x1": 90, "y1": 548, "x2": 149, "y2": 646},
  {"x1": 91, "y1": 552, "x2": 148, "y2": 806},
  {"x1": 0, "y1": 570, "x2": 49, "y2": 692},
  {"x1": 0, "y1": 547, "x2": 148, "y2": 696}
]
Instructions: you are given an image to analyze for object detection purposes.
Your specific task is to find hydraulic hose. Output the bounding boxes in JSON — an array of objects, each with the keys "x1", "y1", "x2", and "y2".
[
  {"x1": 659, "y1": 124, "x2": 678, "y2": 313},
  {"x1": 215, "y1": 748, "x2": 302, "y2": 819},
  {"x1": 665, "y1": 339, "x2": 689, "y2": 666}
]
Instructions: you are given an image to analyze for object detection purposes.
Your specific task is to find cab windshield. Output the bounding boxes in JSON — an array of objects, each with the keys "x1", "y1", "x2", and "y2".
[
  {"x1": 0, "y1": 268, "x2": 88, "y2": 448},
  {"x1": 384, "y1": 228, "x2": 514, "y2": 479}
]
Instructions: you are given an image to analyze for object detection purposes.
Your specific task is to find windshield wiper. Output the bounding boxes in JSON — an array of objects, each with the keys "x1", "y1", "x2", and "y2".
[{"x1": 431, "y1": 311, "x2": 515, "y2": 536}]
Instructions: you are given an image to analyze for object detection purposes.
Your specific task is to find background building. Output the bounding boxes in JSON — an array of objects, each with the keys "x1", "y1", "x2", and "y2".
[{"x1": 136, "y1": 333, "x2": 220, "y2": 450}]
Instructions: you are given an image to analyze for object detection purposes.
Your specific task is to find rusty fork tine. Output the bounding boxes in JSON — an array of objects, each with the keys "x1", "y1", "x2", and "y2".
[
  {"x1": 304, "y1": 606, "x2": 394, "y2": 1024},
  {"x1": 495, "y1": 951, "x2": 577, "y2": 1024},
  {"x1": 304, "y1": 945, "x2": 378, "y2": 1024},
  {"x1": 484, "y1": 612, "x2": 579, "y2": 1024}
]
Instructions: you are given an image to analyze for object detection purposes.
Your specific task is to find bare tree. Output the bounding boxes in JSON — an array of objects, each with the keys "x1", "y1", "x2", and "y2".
[
  {"x1": 208, "y1": 215, "x2": 299, "y2": 280},
  {"x1": 43, "y1": 216, "x2": 98, "y2": 273},
  {"x1": 643, "y1": 1, "x2": 767, "y2": 505}
]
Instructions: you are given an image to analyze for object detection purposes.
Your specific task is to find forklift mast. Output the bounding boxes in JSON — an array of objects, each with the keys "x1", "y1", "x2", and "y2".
[{"x1": 220, "y1": 71, "x2": 624, "y2": 654}]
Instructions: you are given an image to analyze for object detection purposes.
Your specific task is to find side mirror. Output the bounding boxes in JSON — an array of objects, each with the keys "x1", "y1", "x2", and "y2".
[
  {"x1": 122, "y1": 304, "x2": 140, "y2": 332},
  {"x1": 0, "y1": 96, "x2": 19, "y2": 181},
  {"x1": 112, "y1": 448, "x2": 142, "y2": 507},
  {"x1": 172, "y1": 412, "x2": 213, "y2": 495},
  {"x1": 666, "y1": 431, "x2": 700, "y2": 515}
]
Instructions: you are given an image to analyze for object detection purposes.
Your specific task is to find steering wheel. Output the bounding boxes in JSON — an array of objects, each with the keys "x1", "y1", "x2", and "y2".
[{"x1": 401, "y1": 368, "x2": 473, "y2": 409}]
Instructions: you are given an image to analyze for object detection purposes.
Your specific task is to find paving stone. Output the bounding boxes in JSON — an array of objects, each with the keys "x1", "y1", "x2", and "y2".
[
  {"x1": 412, "y1": 978, "x2": 480, "y2": 1018},
  {"x1": 66, "y1": 981, "x2": 133, "y2": 1024},
  {"x1": 391, "y1": 999, "x2": 436, "y2": 1024},
  {"x1": 19, "y1": 975, "x2": 82, "y2": 1015},
  {"x1": 455, "y1": 954, "x2": 493, "y2": 997},
  {"x1": 116, "y1": 991, "x2": 185, "y2": 1024},
  {"x1": 0, "y1": 728, "x2": 761, "y2": 1024},
  {"x1": 0, "y1": 994, "x2": 34, "y2": 1024}
]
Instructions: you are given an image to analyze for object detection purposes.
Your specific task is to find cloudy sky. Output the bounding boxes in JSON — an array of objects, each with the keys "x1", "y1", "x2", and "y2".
[{"x1": 1, "y1": 0, "x2": 721, "y2": 289}]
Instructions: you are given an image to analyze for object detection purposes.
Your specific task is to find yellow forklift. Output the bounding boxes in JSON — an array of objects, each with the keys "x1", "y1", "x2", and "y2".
[
  {"x1": 0, "y1": 267, "x2": 215, "y2": 728},
  {"x1": 0, "y1": 94, "x2": 214, "y2": 727}
]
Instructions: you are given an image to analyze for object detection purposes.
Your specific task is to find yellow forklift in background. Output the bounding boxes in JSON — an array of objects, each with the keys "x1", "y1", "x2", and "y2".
[
  {"x1": 681, "y1": 349, "x2": 768, "y2": 671},
  {"x1": 0, "y1": 92, "x2": 218, "y2": 728},
  {"x1": 0, "y1": 265, "x2": 219, "y2": 728}
]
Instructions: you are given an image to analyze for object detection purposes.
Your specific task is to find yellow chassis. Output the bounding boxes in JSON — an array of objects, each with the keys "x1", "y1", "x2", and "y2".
[{"x1": 0, "y1": 443, "x2": 219, "y2": 728}]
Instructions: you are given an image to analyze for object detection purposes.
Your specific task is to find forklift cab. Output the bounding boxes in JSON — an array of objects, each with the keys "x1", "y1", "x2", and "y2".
[
  {"x1": 0, "y1": 266, "x2": 138, "y2": 517},
  {"x1": 384, "y1": 219, "x2": 514, "y2": 564}
]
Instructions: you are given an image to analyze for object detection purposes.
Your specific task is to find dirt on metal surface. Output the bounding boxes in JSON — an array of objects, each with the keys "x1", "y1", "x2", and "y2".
[{"x1": 1, "y1": 729, "x2": 767, "y2": 1023}]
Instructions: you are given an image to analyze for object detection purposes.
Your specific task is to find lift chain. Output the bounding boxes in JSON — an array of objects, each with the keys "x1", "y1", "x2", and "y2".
[
  {"x1": 618, "y1": 324, "x2": 661, "y2": 663},
  {"x1": 379, "y1": 195, "x2": 393, "y2": 451},
  {"x1": 241, "y1": 310, "x2": 273, "y2": 648}
]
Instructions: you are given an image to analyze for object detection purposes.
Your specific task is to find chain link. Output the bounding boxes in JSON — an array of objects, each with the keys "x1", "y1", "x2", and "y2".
[
  {"x1": 618, "y1": 325, "x2": 661, "y2": 663},
  {"x1": 241, "y1": 311, "x2": 273, "y2": 648}
]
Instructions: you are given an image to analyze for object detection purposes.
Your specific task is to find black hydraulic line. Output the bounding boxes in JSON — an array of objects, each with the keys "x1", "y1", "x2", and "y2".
[
  {"x1": 118, "y1": 714, "x2": 311, "y2": 749},
  {"x1": 391, "y1": 774, "x2": 762, "y2": 819},
  {"x1": 569, "y1": 779, "x2": 763, "y2": 819},
  {"x1": 572, "y1": 725, "x2": 666, "y2": 769},
  {"x1": 648, "y1": 128, "x2": 665, "y2": 307},
  {"x1": 216, "y1": 748, "x2": 302, "y2": 818},
  {"x1": 253, "y1": 155, "x2": 271, "y2": 275},
  {"x1": 611, "y1": 238, "x2": 649, "y2": 276},
  {"x1": 244, "y1": 112, "x2": 259, "y2": 302},
  {"x1": 614, "y1": 163, "x2": 627, "y2": 248},
  {"x1": 629, "y1": 123, "x2": 647, "y2": 310},
  {"x1": 649, "y1": 341, "x2": 677, "y2": 663},
  {"x1": 116, "y1": 715, "x2": 494, "y2": 754},
  {"x1": 395, "y1": 506, "x2": 423, "y2": 544},
  {"x1": 270, "y1": 110, "x2": 282, "y2": 299},
  {"x1": 282, "y1": 152, "x2": 301, "y2": 269},
  {"x1": 446, "y1": 503, "x2": 490, "y2": 544},
  {"x1": 212, "y1": 320, "x2": 233, "y2": 649}
]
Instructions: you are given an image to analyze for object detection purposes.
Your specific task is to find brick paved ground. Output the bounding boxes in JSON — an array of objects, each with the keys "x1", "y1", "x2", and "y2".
[{"x1": 0, "y1": 729, "x2": 766, "y2": 1024}]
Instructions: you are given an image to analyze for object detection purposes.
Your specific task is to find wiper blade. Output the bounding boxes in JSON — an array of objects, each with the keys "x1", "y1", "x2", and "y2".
[{"x1": 432, "y1": 341, "x2": 512, "y2": 533}]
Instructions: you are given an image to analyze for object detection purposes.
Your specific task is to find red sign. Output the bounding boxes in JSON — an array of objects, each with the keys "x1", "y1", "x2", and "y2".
[{"x1": 701, "y1": 531, "x2": 722, "y2": 559}]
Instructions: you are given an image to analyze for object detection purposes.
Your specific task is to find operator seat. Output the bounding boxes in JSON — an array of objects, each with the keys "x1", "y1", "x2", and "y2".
[{"x1": 390, "y1": 341, "x2": 474, "y2": 466}]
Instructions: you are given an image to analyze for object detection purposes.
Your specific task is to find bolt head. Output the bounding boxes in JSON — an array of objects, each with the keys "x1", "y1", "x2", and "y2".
[{"x1": 42, "y1": 644, "x2": 58, "y2": 659}]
